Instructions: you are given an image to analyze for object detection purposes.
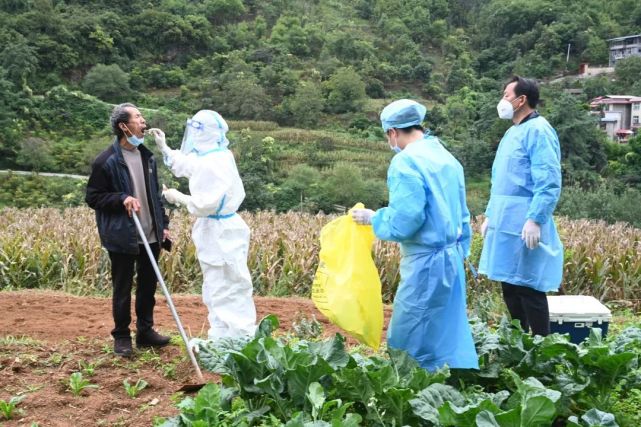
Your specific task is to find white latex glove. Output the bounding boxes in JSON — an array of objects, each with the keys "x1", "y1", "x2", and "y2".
[
  {"x1": 162, "y1": 184, "x2": 189, "y2": 206},
  {"x1": 480, "y1": 217, "x2": 489, "y2": 238},
  {"x1": 352, "y1": 208, "x2": 375, "y2": 225},
  {"x1": 521, "y1": 219, "x2": 541, "y2": 249},
  {"x1": 187, "y1": 337, "x2": 204, "y2": 354},
  {"x1": 147, "y1": 128, "x2": 170, "y2": 154}
]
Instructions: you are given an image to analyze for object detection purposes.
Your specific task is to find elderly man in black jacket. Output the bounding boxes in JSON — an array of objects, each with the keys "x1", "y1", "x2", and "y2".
[{"x1": 86, "y1": 103, "x2": 171, "y2": 357}]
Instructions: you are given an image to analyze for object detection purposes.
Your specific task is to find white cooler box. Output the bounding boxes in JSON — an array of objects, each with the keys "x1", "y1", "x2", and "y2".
[{"x1": 547, "y1": 295, "x2": 611, "y2": 344}]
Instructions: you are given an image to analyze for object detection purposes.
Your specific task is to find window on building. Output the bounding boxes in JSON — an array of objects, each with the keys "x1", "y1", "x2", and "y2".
[
  {"x1": 634, "y1": 104, "x2": 641, "y2": 111},
  {"x1": 634, "y1": 116, "x2": 639, "y2": 125}
]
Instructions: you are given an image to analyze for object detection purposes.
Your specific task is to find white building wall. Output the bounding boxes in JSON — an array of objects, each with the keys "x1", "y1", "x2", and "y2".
[{"x1": 633, "y1": 103, "x2": 641, "y2": 127}]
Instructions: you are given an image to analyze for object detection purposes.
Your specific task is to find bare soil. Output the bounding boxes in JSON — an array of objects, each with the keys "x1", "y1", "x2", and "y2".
[{"x1": 0, "y1": 290, "x2": 391, "y2": 426}]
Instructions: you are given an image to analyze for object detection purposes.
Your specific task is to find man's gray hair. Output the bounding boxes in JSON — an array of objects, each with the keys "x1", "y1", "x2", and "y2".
[{"x1": 111, "y1": 103, "x2": 137, "y2": 138}]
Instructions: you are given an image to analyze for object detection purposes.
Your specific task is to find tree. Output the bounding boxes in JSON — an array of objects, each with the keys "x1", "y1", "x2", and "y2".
[
  {"x1": 16, "y1": 137, "x2": 54, "y2": 171},
  {"x1": 318, "y1": 163, "x2": 366, "y2": 211},
  {"x1": 204, "y1": 0, "x2": 246, "y2": 24},
  {"x1": 449, "y1": 138, "x2": 495, "y2": 179},
  {"x1": 327, "y1": 31, "x2": 375, "y2": 63},
  {"x1": 372, "y1": 0, "x2": 432, "y2": 43},
  {"x1": 0, "y1": 68, "x2": 23, "y2": 167},
  {"x1": 284, "y1": 164, "x2": 321, "y2": 197},
  {"x1": 614, "y1": 56, "x2": 641, "y2": 93},
  {"x1": 472, "y1": 90, "x2": 511, "y2": 147},
  {"x1": 446, "y1": 54, "x2": 475, "y2": 92},
  {"x1": 0, "y1": 39, "x2": 38, "y2": 90},
  {"x1": 270, "y1": 16, "x2": 311, "y2": 57},
  {"x1": 365, "y1": 78, "x2": 386, "y2": 98},
  {"x1": 324, "y1": 68, "x2": 366, "y2": 114},
  {"x1": 216, "y1": 75, "x2": 272, "y2": 120},
  {"x1": 442, "y1": 86, "x2": 480, "y2": 137},
  {"x1": 275, "y1": 164, "x2": 322, "y2": 211},
  {"x1": 259, "y1": 64, "x2": 298, "y2": 99},
  {"x1": 236, "y1": 133, "x2": 277, "y2": 210},
  {"x1": 280, "y1": 81, "x2": 324, "y2": 127},
  {"x1": 544, "y1": 92, "x2": 607, "y2": 188},
  {"x1": 130, "y1": 64, "x2": 185, "y2": 89},
  {"x1": 623, "y1": 135, "x2": 641, "y2": 185},
  {"x1": 581, "y1": 76, "x2": 611, "y2": 101},
  {"x1": 82, "y1": 64, "x2": 130, "y2": 103},
  {"x1": 606, "y1": 134, "x2": 641, "y2": 186},
  {"x1": 361, "y1": 178, "x2": 387, "y2": 210},
  {"x1": 317, "y1": 163, "x2": 386, "y2": 211},
  {"x1": 581, "y1": 36, "x2": 608, "y2": 65},
  {"x1": 0, "y1": 0, "x2": 31, "y2": 13}
]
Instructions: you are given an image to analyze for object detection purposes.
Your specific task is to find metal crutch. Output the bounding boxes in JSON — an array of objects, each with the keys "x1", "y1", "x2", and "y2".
[{"x1": 131, "y1": 211, "x2": 205, "y2": 387}]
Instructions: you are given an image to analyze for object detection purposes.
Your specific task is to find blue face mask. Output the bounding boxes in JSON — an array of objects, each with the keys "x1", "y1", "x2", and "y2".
[
  {"x1": 123, "y1": 124, "x2": 144, "y2": 146},
  {"x1": 388, "y1": 130, "x2": 402, "y2": 153},
  {"x1": 127, "y1": 134, "x2": 145, "y2": 146}
]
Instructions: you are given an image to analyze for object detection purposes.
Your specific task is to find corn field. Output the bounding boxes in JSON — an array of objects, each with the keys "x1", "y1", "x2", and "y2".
[{"x1": 1, "y1": 208, "x2": 640, "y2": 305}]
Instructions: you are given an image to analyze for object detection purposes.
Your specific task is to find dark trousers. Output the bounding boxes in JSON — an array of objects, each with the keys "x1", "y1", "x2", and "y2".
[
  {"x1": 501, "y1": 282, "x2": 550, "y2": 336},
  {"x1": 108, "y1": 243, "x2": 160, "y2": 339}
]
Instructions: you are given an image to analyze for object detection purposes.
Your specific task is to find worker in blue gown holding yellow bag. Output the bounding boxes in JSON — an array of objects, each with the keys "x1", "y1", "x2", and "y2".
[
  {"x1": 479, "y1": 76, "x2": 563, "y2": 337},
  {"x1": 352, "y1": 99, "x2": 478, "y2": 371}
]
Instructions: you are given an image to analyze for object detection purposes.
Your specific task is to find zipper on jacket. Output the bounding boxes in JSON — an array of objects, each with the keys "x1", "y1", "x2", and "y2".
[
  {"x1": 118, "y1": 156, "x2": 139, "y2": 252},
  {"x1": 144, "y1": 156, "x2": 162, "y2": 243}
]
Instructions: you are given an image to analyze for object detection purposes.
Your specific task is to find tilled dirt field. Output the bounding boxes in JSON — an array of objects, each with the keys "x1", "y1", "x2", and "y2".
[{"x1": 0, "y1": 290, "x2": 391, "y2": 426}]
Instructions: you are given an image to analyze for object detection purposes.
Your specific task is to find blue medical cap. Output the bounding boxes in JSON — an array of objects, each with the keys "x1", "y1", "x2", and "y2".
[{"x1": 380, "y1": 99, "x2": 427, "y2": 132}]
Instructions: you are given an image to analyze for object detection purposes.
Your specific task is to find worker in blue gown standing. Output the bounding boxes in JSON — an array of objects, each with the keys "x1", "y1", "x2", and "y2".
[
  {"x1": 352, "y1": 99, "x2": 478, "y2": 371},
  {"x1": 479, "y1": 76, "x2": 563, "y2": 337}
]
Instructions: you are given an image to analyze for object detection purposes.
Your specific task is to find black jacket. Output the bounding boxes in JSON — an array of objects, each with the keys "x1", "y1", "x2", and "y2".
[{"x1": 86, "y1": 139, "x2": 169, "y2": 254}]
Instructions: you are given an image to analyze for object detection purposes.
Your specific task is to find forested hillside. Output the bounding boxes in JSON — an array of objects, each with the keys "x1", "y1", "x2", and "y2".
[{"x1": 1, "y1": 0, "x2": 641, "y2": 219}]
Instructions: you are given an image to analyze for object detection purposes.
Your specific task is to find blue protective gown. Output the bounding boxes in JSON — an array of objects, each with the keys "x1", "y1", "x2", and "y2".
[
  {"x1": 371, "y1": 134, "x2": 479, "y2": 371},
  {"x1": 479, "y1": 115, "x2": 563, "y2": 292}
]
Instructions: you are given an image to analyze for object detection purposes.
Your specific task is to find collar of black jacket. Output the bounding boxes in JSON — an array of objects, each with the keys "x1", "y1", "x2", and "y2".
[{"x1": 111, "y1": 137, "x2": 154, "y2": 162}]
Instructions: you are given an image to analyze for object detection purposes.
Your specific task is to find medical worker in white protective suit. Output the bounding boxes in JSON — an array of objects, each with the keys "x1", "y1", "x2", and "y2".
[
  {"x1": 148, "y1": 110, "x2": 256, "y2": 341},
  {"x1": 352, "y1": 99, "x2": 478, "y2": 372}
]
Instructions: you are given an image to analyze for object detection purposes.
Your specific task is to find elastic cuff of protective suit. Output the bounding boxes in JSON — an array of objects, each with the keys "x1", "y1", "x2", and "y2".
[
  {"x1": 370, "y1": 210, "x2": 382, "y2": 229},
  {"x1": 528, "y1": 215, "x2": 547, "y2": 225},
  {"x1": 162, "y1": 151, "x2": 173, "y2": 167}
]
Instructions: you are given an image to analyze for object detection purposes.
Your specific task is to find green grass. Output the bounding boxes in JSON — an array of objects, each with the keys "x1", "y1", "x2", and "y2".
[{"x1": 0, "y1": 335, "x2": 44, "y2": 347}]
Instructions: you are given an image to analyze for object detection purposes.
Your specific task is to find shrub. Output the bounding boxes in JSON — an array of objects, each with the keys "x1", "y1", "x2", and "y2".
[
  {"x1": 16, "y1": 137, "x2": 54, "y2": 172},
  {"x1": 556, "y1": 183, "x2": 641, "y2": 228},
  {"x1": 324, "y1": 67, "x2": 367, "y2": 114},
  {"x1": 81, "y1": 64, "x2": 130, "y2": 103}
]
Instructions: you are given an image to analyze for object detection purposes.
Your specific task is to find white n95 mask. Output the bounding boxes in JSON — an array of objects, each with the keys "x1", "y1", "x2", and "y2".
[{"x1": 497, "y1": 99, "x2": 515, "y2": 120}]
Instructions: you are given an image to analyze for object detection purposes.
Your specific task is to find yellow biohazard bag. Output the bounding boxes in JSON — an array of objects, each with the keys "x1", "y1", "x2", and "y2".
[{"x1": 312, "y1": 203, "x2": 383, "y2": 349}]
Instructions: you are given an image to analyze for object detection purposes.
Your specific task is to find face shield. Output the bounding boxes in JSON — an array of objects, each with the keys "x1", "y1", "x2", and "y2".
[{"x1": 180, "y1": 110, "x2": 230, "y2": 155}]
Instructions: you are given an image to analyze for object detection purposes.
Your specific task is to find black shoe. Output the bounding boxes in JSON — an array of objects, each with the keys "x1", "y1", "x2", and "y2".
[
  {"x1": 114, "y1": 337, "x2": 133, "y2": 358},
  {"x1": 136, "y1": 329, "x2": 171, "y2": 348}
]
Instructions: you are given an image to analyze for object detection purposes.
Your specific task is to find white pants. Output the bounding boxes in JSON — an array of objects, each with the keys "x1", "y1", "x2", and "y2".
[
  {"x1": 200, "y1": 260, "x2": 257, "y2": 339},
  {"x1": 192, "y1": 216, "x2": 257, "y2": 340}
]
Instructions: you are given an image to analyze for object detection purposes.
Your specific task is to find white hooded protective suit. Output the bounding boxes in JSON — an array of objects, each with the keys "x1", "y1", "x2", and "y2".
[{"x1": 164, "y1": 110, "x2": 256, "y2": 339}]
